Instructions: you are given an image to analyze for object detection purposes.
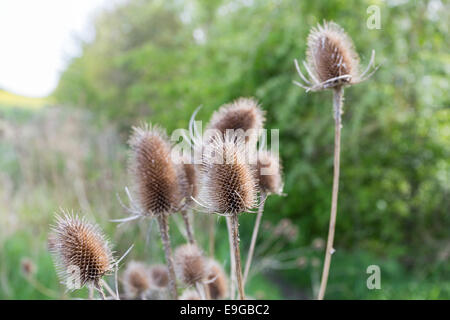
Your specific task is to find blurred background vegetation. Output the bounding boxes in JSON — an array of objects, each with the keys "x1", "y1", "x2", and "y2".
[{"x1": 0, "y1": 0, "x2": 449, "y2": 299}]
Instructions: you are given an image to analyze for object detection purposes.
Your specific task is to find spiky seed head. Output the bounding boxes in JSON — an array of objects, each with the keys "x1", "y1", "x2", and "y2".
[
  {"x1": 180, "y1": 289, "x2": 201, "y2": 300},
  {"x1": 256, "y1": 151, "x2": 283, "y2": 195},
  {"x1": 206, "y1": 260, "x2": 227, "y2": 300},
  {"x1": 174, "y1": 244, "x2": 207, "y2": 286},
  {"x1": 149, "y1": 264, "x2": 169, "y2": 289},
  {"x1": 123, "y1": 261, "x2": 152, "y2": 298},
  {"x1": 306, "y1": 21, "x2": 360, "y2": 86},
  {"x1": 198, "y1": 135, "x2": 258, "y2": 215},
  {"x1": 207, "y1": 97, "x2": 265, "y2": 144},
  {"x1": 128, "y1": 124, "x2": 184, "y2": 217},
  {"x1": 49, "y1": 211, "x2": 114, "y2": 289}
]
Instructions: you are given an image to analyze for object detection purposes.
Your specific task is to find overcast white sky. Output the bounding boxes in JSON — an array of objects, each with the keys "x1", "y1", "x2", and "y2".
[{"x1": 0, "y1": 0, "x2": 113, "y2": 97}]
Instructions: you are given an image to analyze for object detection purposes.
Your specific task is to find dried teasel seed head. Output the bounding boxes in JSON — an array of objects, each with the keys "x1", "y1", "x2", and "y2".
[
  {"x1": 180, "y1": 289, "x2": 201, "y2": 300},
  {"x1": 198, "y1": 134, "x2": 258, "y2": 215},
  {"x1": 207, "y1": 97, "x2": 265, "y2": 144},
  {"x1": 306, "y1": 21, "x2": 360, "y2": 86},
  {"x1": 149, "y1": 264, "x2": 169, "y2": 289},
  {"x1": 206, "y1": 259, "x2": 227, "y2": 300},
  {"x1": 128, "y1": 124, "x2": 184, "y2": 217},
  {"x1": 123, "y1": 261, "x2": 152, "y2": 298},
  {"x1": 256, "y1": 150, "x2": 283, "y2": 195},
  {"x1": 48, "y1": 210, "x2": 114, "y2": 289},
  {"x1": 174, "y1": 244, "x2": 207, "y2": 286}
]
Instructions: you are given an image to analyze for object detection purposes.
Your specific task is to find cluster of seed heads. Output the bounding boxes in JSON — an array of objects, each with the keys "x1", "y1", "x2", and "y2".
[{"x1": 47, "y1": 19, "x2": 372, "y2": 301}]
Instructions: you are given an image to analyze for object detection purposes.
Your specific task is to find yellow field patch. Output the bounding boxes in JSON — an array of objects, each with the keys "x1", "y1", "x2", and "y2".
[{"x1": 0, "y1": 90, "x2": 49, "y2": 109}]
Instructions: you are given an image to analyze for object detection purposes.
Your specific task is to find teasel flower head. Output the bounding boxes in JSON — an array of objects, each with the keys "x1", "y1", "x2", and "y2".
[
  {"x1": 206, "y1": 259, "x2": 228, "y2": 300},
  {"x1": 256, "y1": 150, "x2": 283, "y2": 195},
  {"x1": 122, "y1": 261, "x2": 152, "y2": 298},
  {"x1": 49, "y1": 210, "x2": 114, "y2": 289},
  {"x1": 206, "y1": 97, "x2": 265, "y2": 145},
  {"x1": 294, "y1": 20, "x2": 378, "y2": 92},
  {"x1": 149, "y1": 264, "x2": 170, "y2": 289},
  {"x1": 128, "y1": 124, "x2": 184, "y2": 217},
  {"x1": 180, "y1": 289, "x2": 201, "y2": 300},
  {"x1": 174, "y1": 244, "x2": 207, "y2": 286},
  {"x1": 196, "y1": 133, "x2": 258, "y2": 216}
]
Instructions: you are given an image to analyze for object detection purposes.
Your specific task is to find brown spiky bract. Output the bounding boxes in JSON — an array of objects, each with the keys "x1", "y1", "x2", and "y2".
[
  {"x1": 198, "y1": 135, "x2": 258, "y2": 215},
  {"x1": 207, "y1": 97, "x2": 265, "y2": 142},
  {"x1": 307, "y1": 21, "x2": 360, "y2": 85},
  {"x1": 149, "y1": 264, "x2": 169, "y2": 289},
  {"x1": 174, "y1": 244, "x2": 207, "y2": 286},
  {"x1": 256, "y1": 151, "x2": 283, "y2": 195},
  {"x1": 128, "y1": 124, "x2": 184, "y2": 217},
  {"x1": 49, "y1": 211, "x2": 114, "y2": 289},
  {"x1": 206, "y1": 260, "x2": 228, "y2": 300},
  {"x1": 123, "y1": 261, "x2": 151, "y2": 298}
]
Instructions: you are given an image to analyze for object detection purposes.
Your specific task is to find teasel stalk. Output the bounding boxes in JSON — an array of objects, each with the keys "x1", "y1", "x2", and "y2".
[
  {"x1": 243, "y1": 150, "x2": 283, "y2": 285},
  {"x1": 293, "y1": 21, "x2": 378, "y2": 300},
  {"x1": 195, "y1": 98, "x2": 265, "y2": 261},
  {"x1": 194, "y1": 134, "x2": 258, "y2": 300},
  {"x1": 190, "y1": 97, "x2": 264, "y2": 298},
  {"x1": 128, "y1": 124, "x2": 186, "y2": 299}
]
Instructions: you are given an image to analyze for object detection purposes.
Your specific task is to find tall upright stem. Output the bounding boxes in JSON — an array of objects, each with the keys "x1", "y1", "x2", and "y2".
[
  {"x1": 157, "y1": 214, "x2": 178, "y2": 299},
  {"x1": 243, "y1": 191, "x2": 266, "y2": 285},
  {"x1": 181, "y1": 210, "x2": 195, "y2": 244},
  {"x1": 318, "y1": 87, "x2": 343, "y2": 300},
  {"x1": 230, "y1": 213, "x2": 245, "y2": 300},
  {"x1": 209, "y1": 215, "x2": 215, "y2": 257},
  {"x1": 226, "y1": 216, "x2": 236, "y2": 299}
]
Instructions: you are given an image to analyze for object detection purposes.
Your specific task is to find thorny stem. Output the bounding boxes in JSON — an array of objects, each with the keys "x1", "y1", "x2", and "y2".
[
  {"x1": 231, "y1": 213, "x2": 245, "y2": 300},
  {"x1": 181, "y1": 210, "x2": 195, "y2": 244},
  {"x1": 226, "y1": 216, "x2": 236, "y2": 299},
  {"x1": 209, "y1": 215, "x2": 215, "y2": 257},
  {"x1": 243, "y1": 191, "x2": 266, "y2": 285},
  {"x1": 317, "y1": 86, "x2": 343, "y2": 300},
  {"x1": 157, "y1": 214, "x2": 178, "y2": 300}
]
